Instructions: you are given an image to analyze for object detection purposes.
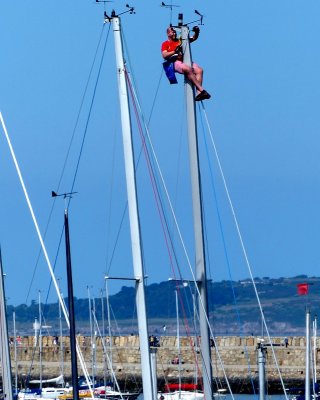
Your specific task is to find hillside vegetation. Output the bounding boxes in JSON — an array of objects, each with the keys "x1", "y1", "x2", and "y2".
[{"x1": 7, "y1": 275, "x2": 319, "y2": 336}]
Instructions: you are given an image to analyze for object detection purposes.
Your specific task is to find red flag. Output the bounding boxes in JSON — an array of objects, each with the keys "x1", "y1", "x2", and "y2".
[{"x1": 297, "y1": 283, "x2": 309, "y2": 295}]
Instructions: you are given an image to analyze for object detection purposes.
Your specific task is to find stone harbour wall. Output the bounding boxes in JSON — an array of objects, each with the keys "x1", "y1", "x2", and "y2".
[{"x1": 8, "y1": 335, "x2": 315, "y2": 387}]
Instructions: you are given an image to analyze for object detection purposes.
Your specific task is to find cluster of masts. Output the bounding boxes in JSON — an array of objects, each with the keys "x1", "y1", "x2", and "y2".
[{"x1": 0, "y1": 4, "x2": 210, "y2": 400}]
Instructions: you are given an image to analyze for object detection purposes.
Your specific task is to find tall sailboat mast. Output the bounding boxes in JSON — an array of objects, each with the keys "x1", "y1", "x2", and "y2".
[
  {"x1": 105, "y1": 278, "x2": 113, "y2": 385},
  {"x1": 52, "y1": 190, "x2": 92, "y2": 397},
  {"x1": 257, "y1": 341, "x2": 267, "y2": 400},
  {"x1": 0, "y1": 249, "x2": 13, "y2": 400},
  {"x1": 180, "y1": 15, "x2": 213, "y2": 399},
  {"x1": 38, "y1": 290, "x2": 43, "y2": 391},
  {"x1": 57, "y1": 281, "x2": 64, "y2": 382},
  {"x1": 13, "y1": 311, "x2": 18, "y2": 397},
  {"x1": 107, "y1": 10, "x2": 154, "y2": 399},
  {"x1": 64, "y1": 208, "x2": 80, "y2": 400},
  {"x1": 305, "y1": 308, "x2": 311, "y2": 400}
]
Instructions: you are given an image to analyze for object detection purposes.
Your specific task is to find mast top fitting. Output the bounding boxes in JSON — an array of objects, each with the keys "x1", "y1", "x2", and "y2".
[
  {"x1": 100, "y1": 3, "x2": 135, "y2": 22},
  {"x1": 170, "y1": 10, "x2": 204, "y2": 29}
]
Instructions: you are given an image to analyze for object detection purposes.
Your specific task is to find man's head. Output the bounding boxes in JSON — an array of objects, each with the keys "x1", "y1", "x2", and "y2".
[{"x1": 166, "y1": 26, "x2": 177, "y2": 39}]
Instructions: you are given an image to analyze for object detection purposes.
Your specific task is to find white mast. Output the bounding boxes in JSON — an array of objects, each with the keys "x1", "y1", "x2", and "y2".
[
  {"x1": 38, "y1": 290, "x2": 43, "y2": 391},
  {"x1": 87, "y1": 286, "x2": 94, "y2": 384},
  {"x1": 175, "y1": 290, "x2": 181, "y2": 398},
  {"x1": 181, "y1": 17, "x2": 213, "y2": 399},
  {"x1": 0, "y1": 114, "x2": 93, "y2": 395},
  {"x1": 100, "y1": 290, "x2": 107, "y2": 390},
  {"x1": 105, "y1": 278, "x2": 113, "y2": 385},
  {"x1": 306, "y1": 309, "x2": 311, "y2": 400},
  {"x1": 13, "y1": 311, "x2": 18, "y2": 397},
  {"x1": 0, "y1": 250, "x2": 13, "y2": 400},
  {"x1": 92, "y1": 298, "x2": 97, "y2": 387},
  {"x1": 257, "y1": 341, "x2": 266, "y2": 400},
  {"x1": 313, "y1": 316, "x2": 317, "y2": 389},
  {"x1": 57, "y1": 282, "x2": 64, "y2": 383},
  {"x1": 109, "y1": 12, "x2": 154, "y2": 399}
]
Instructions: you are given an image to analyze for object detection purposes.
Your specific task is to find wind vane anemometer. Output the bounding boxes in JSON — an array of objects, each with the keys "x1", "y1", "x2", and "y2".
[
  {"x1": 161, "y1": 5, "x2": 204, "y2": 27},
  {"x1": 194, "y1": 10, "x2": 204, "y2": 25},
  {"x1": 95, "y1": 2, "x2": 135, "y2": 20},
  {"x1": 51, "y1": 191, "x2": 77, "y2": 199},
  {"x1": 161, "y1": 1, "x2": 180, "y2": 25},
  {"x1": 184, "y1": 9, "x2": 204, "y2": 26},
  {"x1": 161, "y1": 2, "x2": 180, "y2": 9}
]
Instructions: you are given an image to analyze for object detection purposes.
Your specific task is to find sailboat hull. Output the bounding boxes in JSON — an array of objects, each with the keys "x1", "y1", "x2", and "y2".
[{"x1": 158, "y1": 391, "x2": 204, "y2": 400}]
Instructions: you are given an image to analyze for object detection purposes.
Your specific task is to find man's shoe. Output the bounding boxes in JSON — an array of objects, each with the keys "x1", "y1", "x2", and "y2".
[
  {"x1": 202, "y1": 90, "x2": 211, "y2": 99},
  {"x1": 195, "y1": 90, "x2": 211, "y2": 101}
]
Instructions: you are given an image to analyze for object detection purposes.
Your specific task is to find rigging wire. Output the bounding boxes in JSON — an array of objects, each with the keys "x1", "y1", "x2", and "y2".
[
  {"x1": 123, "y1": 63, "x2": 200, "y2": 364},
  {"x1": 103, "y1": 126, "x2": 118, "y2": 278},
  {"x1": 123, "y1": 31, "x2": 200, "y2": 342},
  {"x1": 122, "y1": 26, "x2": 164, "y2": 128},
  {"x1": 125, "y1": 70, "x2": 182, "y2": 276},
  {"x1": 91, "y1": 311, "x2": 125, "y2": 399},
  {"x1": 102, "y1": 298, "x2": 140, "y2": 389},
  {"x1": 198, "y1": 105, "x2": 257, "y2": 394},
  {"x1": 191, "y1": 294, "x2": 230, "y2": 393},
  {"x1": 125, "y1": 69, "x2": 218, "y2": 391},
  {"x1": 147, "y1": 69, "x2": 165, "y2": 127},
  {"x1": 1, "y1": 21, "x2": 112, "y2": 397},
  {"x1": 104, "y1": 32, "x2": 195, "y2": 331},
  {"x1": 16, "y1": 11, "x2": 287, "y2": 397},
  {"x1": 123, "y1": 69, "x2": 239, "y2": 397},
  {"x1": 68, "y1": 25, "x2": 110, "y2": 196},
  {"x1": 44, "y1": 21, "x2": 111, "y2": 315},
  {"x1": 104, "y1": 26, "x2": 165, "y2": 277},
  {"x1": 160, "y1": 109, "x2": 187, "y2": 337},
  {"x1": 25, "y1": 22, "x2": 110, "y2": 304},
  {"x1": 125, "y1": 70, "x2": 192, "y2": 299},
  {"x1": 121, "y1": 22, "x2": 232, "y2": 393},
  {"x1": 120, "y1": 44, "x2": 189, "y2": 291},
  {"x1": 124, "y1": 73, "x2": 184, "y2": 253},
  {"x1": 199, "y1": 102, "x2": 289, "y2": 400},
  {"x1": 0, "y1": 114, "x2": 94, "y2": 398}
]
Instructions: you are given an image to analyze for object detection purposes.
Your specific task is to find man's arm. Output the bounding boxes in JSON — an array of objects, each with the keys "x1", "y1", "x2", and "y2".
[
  {"x1": 190, "y1": 26, "x2": 200, "y2": 43},
  {"x1": 162, "y1": 44, "x2": 182, "y2": 60},
  {"x1": 162, "y1": 49, "x2": 177, "y2": 60}
]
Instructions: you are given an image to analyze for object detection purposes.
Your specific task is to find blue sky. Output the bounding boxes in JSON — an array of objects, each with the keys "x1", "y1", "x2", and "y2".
[{"x1": 0, "y1": 1, "x2": 320, "y2": 307}]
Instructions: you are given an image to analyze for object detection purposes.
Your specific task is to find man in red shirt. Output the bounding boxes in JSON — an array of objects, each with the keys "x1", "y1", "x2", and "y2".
[{"x1": 161, "y1": 26, "x2": 211, "y2": 101}]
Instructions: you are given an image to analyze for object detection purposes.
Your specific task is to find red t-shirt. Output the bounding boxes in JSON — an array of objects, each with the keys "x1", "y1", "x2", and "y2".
[{"x1": 161, "y1": 39, "x2": 180, "y2": 53}]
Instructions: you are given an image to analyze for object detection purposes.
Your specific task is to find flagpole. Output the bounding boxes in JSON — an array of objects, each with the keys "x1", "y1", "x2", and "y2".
[{"x1": 297, "y1": 283, "x2": 311, "y2": 400}]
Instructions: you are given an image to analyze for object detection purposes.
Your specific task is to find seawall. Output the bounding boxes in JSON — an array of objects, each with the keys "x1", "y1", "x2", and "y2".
[{"x1": 9, "y1": 335, "x2": 312, "y2": 392}]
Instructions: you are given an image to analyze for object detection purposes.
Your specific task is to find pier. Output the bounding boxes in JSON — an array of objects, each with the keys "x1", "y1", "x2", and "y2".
[{"x1": 8, "y1": 335, "x2": 314, "y2": 392}]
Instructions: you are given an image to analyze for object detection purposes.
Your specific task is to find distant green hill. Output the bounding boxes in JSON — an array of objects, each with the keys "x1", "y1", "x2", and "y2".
[{"x1": 7, "y1": 275, "x2": 319, "y2": 336}]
